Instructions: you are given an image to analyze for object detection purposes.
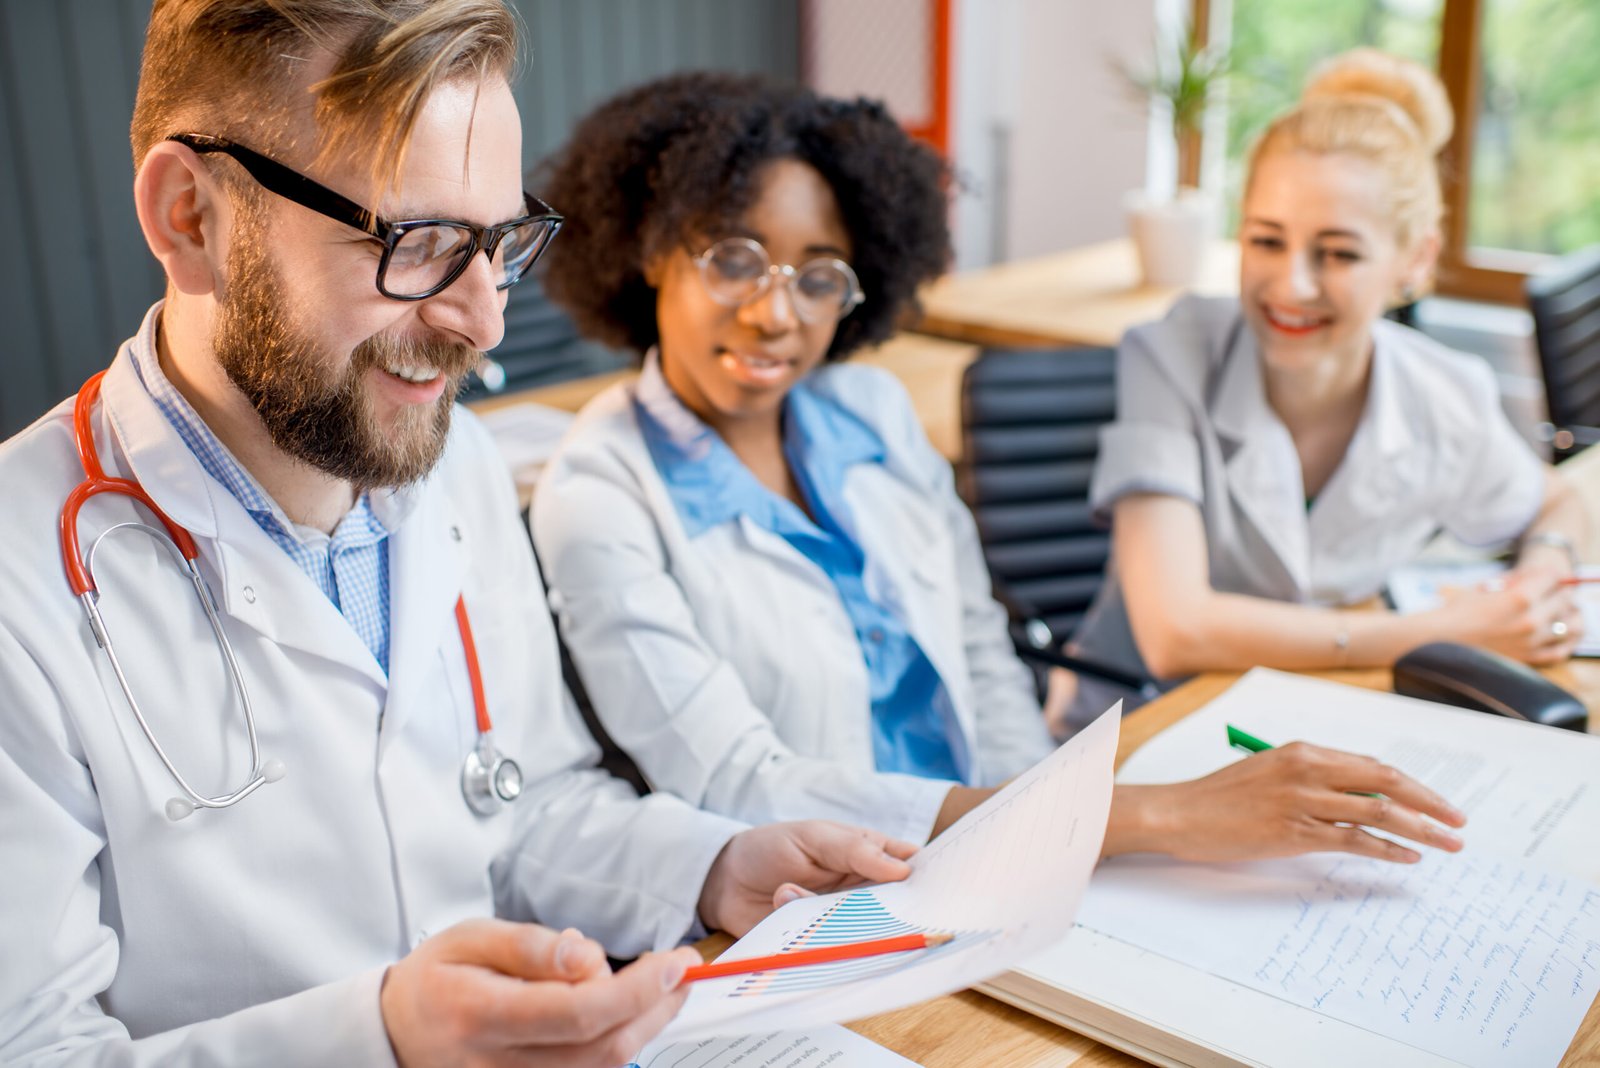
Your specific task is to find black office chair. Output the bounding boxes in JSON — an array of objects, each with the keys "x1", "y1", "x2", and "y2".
[
  {"x1": 1527, "y1": 244, "x2": 1600, "y2": 461},
  {"x1": 958, "y1": 346, "x2": 1157, "y2": 700}
]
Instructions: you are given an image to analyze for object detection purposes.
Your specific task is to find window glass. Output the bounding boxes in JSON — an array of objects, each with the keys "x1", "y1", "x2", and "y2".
[
  {"x1": 1223, "y1": 0, "x2": 1443, "y2": 228},
  {"x1": 1468, "y1": 0, "x2": 1600, "y2": 254}
]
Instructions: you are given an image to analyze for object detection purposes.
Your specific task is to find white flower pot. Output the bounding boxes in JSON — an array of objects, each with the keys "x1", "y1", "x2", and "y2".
[{"x1": 1124, "y1": 189, "x2": 1217, "y2": 288}]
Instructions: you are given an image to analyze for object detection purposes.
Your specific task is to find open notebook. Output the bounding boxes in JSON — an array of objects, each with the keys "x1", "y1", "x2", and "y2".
[{"x1": 981, "y1": 670, "x2": 1600, "y2": 1068}]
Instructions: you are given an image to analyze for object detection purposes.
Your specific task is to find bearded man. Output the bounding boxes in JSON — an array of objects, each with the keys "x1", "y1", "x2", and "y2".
[{"x1": 0, "y1": 3, "x2": 913, "y2": 1064}]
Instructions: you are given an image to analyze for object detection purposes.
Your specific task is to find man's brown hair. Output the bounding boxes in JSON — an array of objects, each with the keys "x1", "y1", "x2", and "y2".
[{"x1": 131, "y1": 0, "x2": 519, "y2": 197}]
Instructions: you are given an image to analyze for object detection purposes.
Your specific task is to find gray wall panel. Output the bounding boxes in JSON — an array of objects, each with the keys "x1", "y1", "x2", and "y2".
[
  {"x1": 0, "y1": 7, "x2": 52, "y2": 434},
  {"x1": 0, "y1": 0, "x2": 800, "y2": 438}
]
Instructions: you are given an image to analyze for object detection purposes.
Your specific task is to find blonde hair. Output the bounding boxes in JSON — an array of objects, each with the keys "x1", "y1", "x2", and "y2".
[
  {"x1": 1245, "y1": 48, "x2": 1453, "y2": 250},
  {"x1": 131, "y1": 0, "x2": 519, "y2": 199}
]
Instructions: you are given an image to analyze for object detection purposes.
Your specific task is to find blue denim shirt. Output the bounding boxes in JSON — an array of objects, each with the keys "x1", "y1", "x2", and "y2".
[{"x1": 634, "y1": 357, "x2": 960, "y2": 780}]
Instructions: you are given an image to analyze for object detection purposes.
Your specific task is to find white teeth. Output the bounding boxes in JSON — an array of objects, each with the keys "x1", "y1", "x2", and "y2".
[
  {"x1": 385, "y1": 363, "x2": 441, "y2": 384},
  {"x1": 731, "y1": 351, "x2": 781, "y2": 369},
  {"x1": 1267, "y1": 307, "x2": 1322, "y2": 328}
]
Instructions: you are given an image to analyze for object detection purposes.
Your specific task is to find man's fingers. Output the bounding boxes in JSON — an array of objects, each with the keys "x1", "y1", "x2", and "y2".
[
  {"x1": 806, "y1": 824, "x2": 915, "y2": 885},
  {"x1": 481, "y1": 947, "x2": 699, "y2": 1046},
  {"x1": 429, "y1": 919, "x2": 606, "y2": 982}
]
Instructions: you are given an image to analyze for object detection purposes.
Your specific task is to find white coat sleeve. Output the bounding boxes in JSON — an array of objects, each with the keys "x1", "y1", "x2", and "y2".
[
  {"x1": 448, "y1": 411, "x2": 748, "y2": 959},
  {"x1": 1435, "y1": 358, "x2": 1545, "y2": 546},
  {"x1": 885, "y1": 384, "x2": 1053, "y2": 785},
  {"x1": 532, "y1": 453, "x2": 953, "y2": 846},
  {"x1": 1089, "y1": 307, "x2": 1208, "y2": 523},
  {"x1": 0, "y1": 622, "x2": 397, "y2": 1068}
]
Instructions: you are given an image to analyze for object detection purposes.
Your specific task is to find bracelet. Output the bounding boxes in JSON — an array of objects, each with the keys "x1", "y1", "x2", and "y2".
[
  {"x1": 1521, "y1": 531, "x2": 1581, "y2": 571},
  {"x1": 1334, "y1": 625, "x2": 1351, "y2": 668}
]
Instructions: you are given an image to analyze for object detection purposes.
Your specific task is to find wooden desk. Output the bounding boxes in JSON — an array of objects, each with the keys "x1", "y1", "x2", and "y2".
[
  {"x1": 916, "y1": 238, "x2": 1238, "y2": 350},
  {"x1": 466, "y1": 332, "x2": 981, "y2": 463}
]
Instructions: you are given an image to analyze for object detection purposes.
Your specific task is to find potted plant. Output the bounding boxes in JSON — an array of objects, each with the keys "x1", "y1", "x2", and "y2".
[{"x1": 1120, "y1": 25, "x2": 1230, "y2": 287}]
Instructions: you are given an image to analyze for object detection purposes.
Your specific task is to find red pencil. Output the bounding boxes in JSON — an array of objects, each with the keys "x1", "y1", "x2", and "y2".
[
  {"x1": 1559, "y1": 576, "x2": 1600, "y2": 586},
  {"x1": 682, "y1": 932, "x2": 955, "y2": 983}
]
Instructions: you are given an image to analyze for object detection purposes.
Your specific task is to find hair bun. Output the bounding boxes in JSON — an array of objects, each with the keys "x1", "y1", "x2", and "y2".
[{"x1": 1302, "y1": 48, "x2": 1453, "y2": 154}]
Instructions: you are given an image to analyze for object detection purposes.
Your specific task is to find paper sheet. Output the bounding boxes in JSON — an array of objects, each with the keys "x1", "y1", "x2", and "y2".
[
  {"x1": 1387, "y1": 561, "x2": 1600, "y2": 657},
  {"x1": 632, "y1": 1025, "x2": 920, "y2": 1067},
  {"x1": 1077, "y1": 669, "x2": 1600, "y2": 1068},
  {"x1": 655, "y1": 704, "x2": 1121, "y2": 1043}
]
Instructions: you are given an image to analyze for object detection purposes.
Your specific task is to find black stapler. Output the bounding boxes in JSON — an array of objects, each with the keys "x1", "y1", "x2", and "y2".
[{"x1": 1392, "y1": 642, "x2": 1589, "y2": 732}]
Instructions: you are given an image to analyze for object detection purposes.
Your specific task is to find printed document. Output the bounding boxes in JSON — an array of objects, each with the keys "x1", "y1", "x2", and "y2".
[
  {"x1": 632, "y1": 1025, "x2": 919, "y2": 1067},
  {"x1": 655, "y1": 704, "x2": 1120, "y2": 1043}
]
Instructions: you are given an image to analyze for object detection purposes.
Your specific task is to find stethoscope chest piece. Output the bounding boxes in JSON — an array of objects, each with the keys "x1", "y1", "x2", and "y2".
[{"x1": 461, "y1": 732, "x2": 522, "y2": 816}]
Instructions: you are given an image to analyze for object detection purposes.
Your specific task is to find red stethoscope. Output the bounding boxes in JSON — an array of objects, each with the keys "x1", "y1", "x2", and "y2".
[{"x1": 60, "y1": 371, "x2": 522, "y2": 820}]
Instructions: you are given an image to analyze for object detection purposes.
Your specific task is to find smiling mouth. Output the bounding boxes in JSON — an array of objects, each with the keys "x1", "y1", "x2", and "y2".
[
  {"x1": 1261, "y1": 304, "x2": 1331, "y2": 336},
  {"x1": 382, "y1": 361, "x2": 443, "y2": 385},
  {"x1": 716, "y1": 347, "x2": 796, "y2": 386}
]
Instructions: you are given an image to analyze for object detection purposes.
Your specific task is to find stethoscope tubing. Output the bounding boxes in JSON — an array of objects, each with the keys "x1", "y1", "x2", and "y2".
[{"x1": 60, "y1": 370, "x2": 517, "y2": 819}]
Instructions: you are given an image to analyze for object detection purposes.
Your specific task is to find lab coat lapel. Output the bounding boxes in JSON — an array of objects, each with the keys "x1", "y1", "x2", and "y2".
[
  {"x1": 100, "y1": 349, "x2": 388, "y2": 689},
  {"x1": 1210, "y1": 331, "x2": 1312, "y2": 594},
  {"x1": 379, "y1": 478, "x2": 466, "y2": 749},
  {"x1": 733, "y1": 514, "x2": 832, "y2": 587}
]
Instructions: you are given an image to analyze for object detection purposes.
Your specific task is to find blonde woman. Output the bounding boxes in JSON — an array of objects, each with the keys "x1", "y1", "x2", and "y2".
[{"x1": 1062, "y1": 50, "x2": 1586, "y2": 726}]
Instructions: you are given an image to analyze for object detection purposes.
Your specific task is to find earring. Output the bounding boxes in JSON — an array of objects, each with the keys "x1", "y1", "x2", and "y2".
[{"x1": 1398, "y1": 283, "x2": 1418, "y2": 305}]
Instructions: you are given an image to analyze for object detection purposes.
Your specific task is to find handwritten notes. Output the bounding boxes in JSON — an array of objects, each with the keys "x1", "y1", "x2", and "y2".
[{"x1": 1072, "y1": 669, "x2": 1600, "y2": 1067}]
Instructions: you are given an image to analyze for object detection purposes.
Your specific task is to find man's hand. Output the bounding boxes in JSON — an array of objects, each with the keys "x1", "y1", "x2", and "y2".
[
  {"x1": 380, "y1": 919, "x2": 700, "y2": 1068},
  {"x1": 698, "y1": 821, "x2": 918, "y2": 936},
  {"x1": 1105, "y1": 742, "x2": 1468, "y2": 864}
]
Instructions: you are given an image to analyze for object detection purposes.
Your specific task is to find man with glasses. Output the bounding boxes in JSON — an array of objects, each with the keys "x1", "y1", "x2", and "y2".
[{"x1": 0, "y1": 3, "x2": 915, "y2": 1065}]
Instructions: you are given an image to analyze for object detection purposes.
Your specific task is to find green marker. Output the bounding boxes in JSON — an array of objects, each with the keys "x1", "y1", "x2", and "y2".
[
  {"x1": 1226, "y1": 724, "x2": 1272, "y2": 753},
  {"x1": 1226, "y1": 724, "x2": 1381, "y2": 797}
]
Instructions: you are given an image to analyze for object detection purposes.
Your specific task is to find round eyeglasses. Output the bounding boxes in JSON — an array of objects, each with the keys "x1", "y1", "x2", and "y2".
[
  {"x1": 168, "y1": 134, "x2": 563, "y2": 301},
  {"x1": 692, "y1": 237, "x2": 865, "y2": 324}
]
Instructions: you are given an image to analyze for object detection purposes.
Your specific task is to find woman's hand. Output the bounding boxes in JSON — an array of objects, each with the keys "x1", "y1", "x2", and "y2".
[
  {"x1": 1104, "y1": 742, "x2": 1466, "y2": 864},
  {"x1": 1427, "y1": 568, "x2": 1582, "y2": 664},
  {"x1": 697, "y1": 821, "x2": 918, "y2": 937}
]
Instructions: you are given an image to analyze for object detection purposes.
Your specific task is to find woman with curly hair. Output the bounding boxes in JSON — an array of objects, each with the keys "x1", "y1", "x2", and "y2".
[{"x1": 531, "y1": 71, "x2": 1466, "y2": 862}]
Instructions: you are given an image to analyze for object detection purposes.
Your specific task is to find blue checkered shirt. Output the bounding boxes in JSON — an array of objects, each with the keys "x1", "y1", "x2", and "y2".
[{"x1": 128, "y1": 335, "x2": 392, "y2": 673}]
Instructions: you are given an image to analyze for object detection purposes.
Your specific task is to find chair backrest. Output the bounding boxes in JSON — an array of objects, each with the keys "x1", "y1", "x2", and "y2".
[
  {"x1": 959, "y1": 346, "x2": 1117, "y2": 643},
  {"x1": 1527, "y1": 244, "x2": 1600, "y2": 460}
]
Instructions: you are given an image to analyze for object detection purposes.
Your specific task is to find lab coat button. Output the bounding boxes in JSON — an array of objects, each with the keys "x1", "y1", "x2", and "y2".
[{"x1": 242, "y1": 585, "x2": 256, "y2": 604}]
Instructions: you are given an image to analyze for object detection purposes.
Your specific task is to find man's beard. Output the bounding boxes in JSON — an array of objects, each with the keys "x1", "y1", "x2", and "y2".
[{"x1": 212, "y1": 235, "x2": 481, "y2": 489}]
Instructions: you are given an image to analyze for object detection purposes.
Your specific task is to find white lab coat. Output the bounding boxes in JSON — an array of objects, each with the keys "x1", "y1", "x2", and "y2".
[
  {"x1": 0, "y1": 307, "x2": 744, "y2": 1066},
  {"x1": 1071, "y1": 294, "x2": 1546, "y2": 685},
  {"x1": 532, "y1": 359, "x2": 1052, "y2": 846}
]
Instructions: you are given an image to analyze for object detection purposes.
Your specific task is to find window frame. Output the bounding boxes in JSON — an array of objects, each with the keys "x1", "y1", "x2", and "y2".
[{"x1": 1201, "y1": 0, "x2": 1572, "y2": 305}]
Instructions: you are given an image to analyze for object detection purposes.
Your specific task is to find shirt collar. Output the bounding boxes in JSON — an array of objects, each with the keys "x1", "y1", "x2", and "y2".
[
  {"x1": 126, "y1": 303, "x2": 402, "y2": 545},
  {"x1": 633, "y1": 349, "x2": 885, "y2": 538},
  {"x1": 1210, "y1": 316, "x2": 1413, "y2": 459}
]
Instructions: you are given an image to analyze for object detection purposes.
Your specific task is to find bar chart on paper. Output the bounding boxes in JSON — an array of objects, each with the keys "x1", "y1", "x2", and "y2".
[{"x1": 725, "y1": 890, "x2": 998, "y2": 997}]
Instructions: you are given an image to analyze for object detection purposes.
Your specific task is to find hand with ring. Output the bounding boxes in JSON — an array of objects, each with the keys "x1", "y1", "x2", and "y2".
[{"x1": 1431, "y1": 568, "x2": 1582, "y2": 664}]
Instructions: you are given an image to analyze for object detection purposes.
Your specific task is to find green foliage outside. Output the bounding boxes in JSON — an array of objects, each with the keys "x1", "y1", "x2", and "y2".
[{"x1": 1223, "y1": 0, "x2": 1599, "y2": 255}]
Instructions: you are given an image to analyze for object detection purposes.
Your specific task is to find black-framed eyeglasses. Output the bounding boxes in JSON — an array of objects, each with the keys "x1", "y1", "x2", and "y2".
[{"x1": 167, "y1": 133, "x2": 563, "y2": 301}]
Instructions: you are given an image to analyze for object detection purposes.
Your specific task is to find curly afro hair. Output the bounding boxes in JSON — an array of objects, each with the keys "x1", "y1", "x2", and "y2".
[{"x1": 536, "y1": 71, "x2": 952, "y2": 362}]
